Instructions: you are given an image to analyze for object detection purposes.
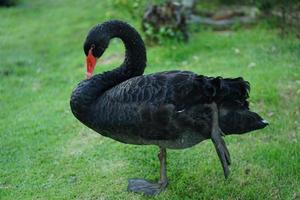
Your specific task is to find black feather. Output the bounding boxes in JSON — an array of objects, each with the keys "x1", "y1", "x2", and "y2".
[{"x1": 70, "y1": 20, "x2": 267, "y2": 149}]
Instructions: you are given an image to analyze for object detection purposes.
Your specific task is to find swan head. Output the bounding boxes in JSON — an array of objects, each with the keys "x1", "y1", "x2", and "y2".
[
  {"x1": 82, "y1": 20, "x2": 146, "y2": 79},
  {"x1": 83, "y1": 28, "x2": 109, "y2": 79}
]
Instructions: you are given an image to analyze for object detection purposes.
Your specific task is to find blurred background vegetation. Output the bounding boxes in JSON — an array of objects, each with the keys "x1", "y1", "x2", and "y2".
[
  {"x1": 0, "y1": 0, "x2": 299, "y2": 199},
  {"x1": 109, "y1": 0, "x2": 300, "y2": 43},
  {"x1": 1, "y1": 0, "x2": 299, "y2": 43}
]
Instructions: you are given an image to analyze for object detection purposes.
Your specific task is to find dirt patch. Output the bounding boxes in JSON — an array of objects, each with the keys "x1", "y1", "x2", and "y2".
[
  {"x1": 279, "y1": 80, "x2": 300, "y2": 104},
  {"x1": 0, "y1": 68, "x2": 14, "y2": 77},
  {"x1": 99, "y1": 53, "x2": 124, "y2": 65},
  {"x1": 32, "y1": 81, "x2": 41, "y2": 92},
  {"x1": 66, "y1": 129, "x2": 103, "y2": 156},
  {"x1": 215, "y1": 30, "x2": 234, "y2": 36}
]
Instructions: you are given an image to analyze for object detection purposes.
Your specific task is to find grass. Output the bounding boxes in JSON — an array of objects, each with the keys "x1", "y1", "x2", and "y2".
[{"x1": 0, "y1": 0, "x2": 300, "y2": 199}]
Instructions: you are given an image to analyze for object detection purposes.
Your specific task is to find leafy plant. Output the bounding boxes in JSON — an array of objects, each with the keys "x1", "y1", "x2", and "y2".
[{"x1": 142, "y1": 1, "x2": 189, "y2": 44}]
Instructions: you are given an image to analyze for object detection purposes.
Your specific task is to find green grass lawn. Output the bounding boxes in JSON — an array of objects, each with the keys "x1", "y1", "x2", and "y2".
[{"x1": 0, "y1": 0, "x2": 300, "y2": 199}]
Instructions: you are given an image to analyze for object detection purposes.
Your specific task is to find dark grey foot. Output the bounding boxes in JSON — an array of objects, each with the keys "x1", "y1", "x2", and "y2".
[{"x1": 127, "y1": 178, "x2": 167, "y2": 196}]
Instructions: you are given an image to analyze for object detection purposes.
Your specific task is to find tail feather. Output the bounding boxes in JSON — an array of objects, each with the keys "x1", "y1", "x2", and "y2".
[
  {"x1": 212, "y1": 76, "x2": 250, "y2": 107},
  {"x1": 210, "y1": 77, "x2": 267, "y2": 134},
  {"x1": 173, "y1": 74, "x2": 250, "y2": 109},
  {"x1": 219, "y1": 108, "x2": 268, "y2": 135}
]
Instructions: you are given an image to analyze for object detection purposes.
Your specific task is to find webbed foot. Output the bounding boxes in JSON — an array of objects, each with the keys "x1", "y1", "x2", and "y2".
[
  {"x1": 128, "y1": 147, "x2": 168, "y2": 196},
  {"x1": 127, "y1": 178, "x2": 167, "y2": 196}
]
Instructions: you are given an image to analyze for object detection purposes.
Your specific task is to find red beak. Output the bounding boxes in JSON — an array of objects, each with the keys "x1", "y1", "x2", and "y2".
[{"x1": 86, "y1": 48, "x2": 97, "y2": 79}]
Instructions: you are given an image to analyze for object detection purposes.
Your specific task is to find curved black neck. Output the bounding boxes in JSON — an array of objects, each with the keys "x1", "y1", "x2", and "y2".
[
  {"x1": 92, "y1": 20, "x2": 147, "y2": 92},
  {"x1": 70, "y1": 21, "x2": 147, "y2": 124},
  {"x1": 106, "y1": 21, "x2": 147, "y2": 76}
]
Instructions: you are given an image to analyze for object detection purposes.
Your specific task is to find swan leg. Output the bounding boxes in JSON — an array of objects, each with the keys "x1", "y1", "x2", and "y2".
[
  {"x1": 210, "y1": 102, "x2": 231, "y2": 178},
  {"x1": 127, "y1": 147, "x2": 168, "y2": 196}
]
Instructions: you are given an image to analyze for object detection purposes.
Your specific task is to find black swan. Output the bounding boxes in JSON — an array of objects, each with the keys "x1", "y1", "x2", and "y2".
[{"x1": 70, "y1": 20, "x2": 268, "y2": 195}]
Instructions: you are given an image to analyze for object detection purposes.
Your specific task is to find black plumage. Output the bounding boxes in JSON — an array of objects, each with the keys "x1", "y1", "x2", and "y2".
[{"x1": 70, "y1": 20, "x2": 268, "y2": 195}]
